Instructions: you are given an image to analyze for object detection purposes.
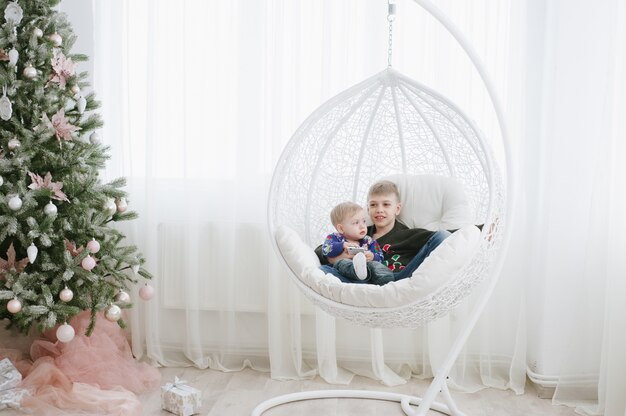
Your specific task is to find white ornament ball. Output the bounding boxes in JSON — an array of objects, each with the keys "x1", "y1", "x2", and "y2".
[
  {"x1": 81, "y1": 255, "x2": 96, "y2": 271},
  {"x1": 116, "y1": 197, "x2": 127, "y2": 213},
  {"x1": 76, "y1": 95, "x2": 86, "y2": 114},
  {"x1": 44, "y1": 201, "x2": 58, "y2": 216},
  {"x1": 139, "y1": 284, "x2": 154, "y2": 301},
  {"x1": 104, "y1": 304, "x2": 122, "y2": 322},
  {"x1": 27, "y1": 243, "x2": 38, "y2": 264},
  {"x1": 23, "y1": 64, "x2": 37, "y2": 80},
  {"x1": 70, "y1": 84, "x2": 81, "y2": 94},
  {"x1": 8, "y1": 195, "x2": 22, "y2": 211},
  {"x1": 87, "y1": 238, "x2": 100, "y2": 254},
  {"x1": 8, "y1": 138, "x2": 20, "y2": 150},
  {"x1": 48, "y1": 32, "x2": 62, "y2": 47},
  {"x1": 59, "y1": 287, "x2": 74, "y2": 302},
  {"x1": 89, "y1": 131, "x2": 100, "y2": 144},
  {"x1": 56, "y1": 323, "x2": 75, "y2": 343},
  {"x1": 103, "y1": 199, "x2": 117, "y2": 216},
  {"x1": 7, "y1": 298, "x2": 22, "y2": 314},
  {"x1": 114, "y1": 290, "x2": 131, "y2": 304},
  {"x1": 33, "y1": 27, "x2": 43, "y2": 38},
  {"x1": 0, "y1": 175, "x2": 3, "y2": 186}
]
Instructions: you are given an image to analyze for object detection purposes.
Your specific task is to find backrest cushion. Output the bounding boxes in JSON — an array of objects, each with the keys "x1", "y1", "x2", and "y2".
[{"x1": 383, "y1": 174, "x2": 474, "y2": 231}]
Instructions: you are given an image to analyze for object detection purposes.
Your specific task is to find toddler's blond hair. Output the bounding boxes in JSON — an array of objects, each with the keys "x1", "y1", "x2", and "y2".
[{"x1": 330, "y1": 202, "x2": 364, "y2": 227}]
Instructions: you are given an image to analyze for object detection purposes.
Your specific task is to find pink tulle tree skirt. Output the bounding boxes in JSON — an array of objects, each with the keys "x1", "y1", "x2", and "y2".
[{"x1": 1, "y1": 311, "x2": 161, "y2": 415}]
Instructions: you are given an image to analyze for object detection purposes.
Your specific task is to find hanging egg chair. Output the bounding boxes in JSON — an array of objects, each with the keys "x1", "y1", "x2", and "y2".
[{"x1": 257, "y1": 0, "x2": 513, "y2": 415}]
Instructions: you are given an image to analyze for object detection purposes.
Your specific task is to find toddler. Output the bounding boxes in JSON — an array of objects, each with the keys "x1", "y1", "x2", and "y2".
[{"x1": 321, "y1": 202, "x2": 394, "y2": 285}]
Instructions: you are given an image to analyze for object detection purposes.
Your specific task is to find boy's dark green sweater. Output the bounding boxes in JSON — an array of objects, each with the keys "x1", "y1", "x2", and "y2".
[{"x1": 367, "y1": 221, "x2": 435, "y2": 271}]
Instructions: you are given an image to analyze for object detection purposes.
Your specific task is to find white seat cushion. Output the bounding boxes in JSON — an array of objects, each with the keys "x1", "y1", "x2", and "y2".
[
  {"x1": 274, "y1": 174, "x2": 479, "y2": 307},
  {"x1": 275, "y1": 225, "x2": 322, "y2": 275},
  {"x1": 276, "y1": 224, "x2": 481, "y2": 308}
]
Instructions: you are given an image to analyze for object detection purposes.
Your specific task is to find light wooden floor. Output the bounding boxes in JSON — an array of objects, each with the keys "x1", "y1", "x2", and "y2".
[{"x1": 141, "y1": 367, "x2": 580, "y2": 416}]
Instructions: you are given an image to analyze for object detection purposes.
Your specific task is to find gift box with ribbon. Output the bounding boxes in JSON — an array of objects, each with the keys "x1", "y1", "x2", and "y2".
[
  {"x1": 0, "y1": 386, "x2": 32, "y2": 411},
  {"x1": 0, "y1": 357, "x2": 31, "y2": 411},
  {"x1": 161, "y1": 376, "x2": 202, "y2": 416},
  {"x1": 0, "y1": 358, "x2": 21, "y2": 392}
]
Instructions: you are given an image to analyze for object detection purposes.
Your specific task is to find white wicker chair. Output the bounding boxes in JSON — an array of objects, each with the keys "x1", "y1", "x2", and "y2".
[{"x1": 255, "y1": 0, "x2": 512, "y2": 415}]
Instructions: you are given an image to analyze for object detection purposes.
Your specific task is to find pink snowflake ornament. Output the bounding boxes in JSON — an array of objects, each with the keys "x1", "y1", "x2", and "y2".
[
  {"x1": 49, "y1": 50, "x2": 76, "y2": 89},
  {"x1": 48, "y1": 108, "x2": 80, "y2": 142},
  {"x1": 0, "y1": 243, "x2": 29, "y2": 281},
  {"x1": 28, "y1": 171, "x2": 70, "y2": 202}
]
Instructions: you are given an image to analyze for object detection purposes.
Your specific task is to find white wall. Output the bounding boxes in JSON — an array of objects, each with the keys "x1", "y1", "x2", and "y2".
[{"x1": 57, "y1": 0, "x2": 94, "y2": 87}]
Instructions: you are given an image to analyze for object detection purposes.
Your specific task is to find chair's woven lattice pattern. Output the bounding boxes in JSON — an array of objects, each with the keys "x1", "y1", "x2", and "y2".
[{"x1": 268, "y1": 68, "x2": 506, "y2": 328}]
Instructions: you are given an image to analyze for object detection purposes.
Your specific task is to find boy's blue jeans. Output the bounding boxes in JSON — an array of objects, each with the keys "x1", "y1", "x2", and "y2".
[{"x1": 319, "y1": 230, "x2": 450, "y2": 284}]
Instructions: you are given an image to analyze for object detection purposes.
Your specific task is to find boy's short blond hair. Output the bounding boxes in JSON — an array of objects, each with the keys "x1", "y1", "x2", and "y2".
[
  {"x1": 330, "y1": 202, "x2": 364, "y2": 227},
  {"x1": 367, "y1": 180, "x2": 401, "y2": 202}
]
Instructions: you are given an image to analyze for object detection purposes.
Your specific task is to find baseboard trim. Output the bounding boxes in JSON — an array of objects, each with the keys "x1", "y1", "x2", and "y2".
[{"x1": 526, "y1": 366, "x2": 558, "y2": 399}]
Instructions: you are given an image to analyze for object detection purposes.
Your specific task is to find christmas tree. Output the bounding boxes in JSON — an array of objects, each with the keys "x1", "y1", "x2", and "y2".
[{"x1": 0, "y1": 0, "x2": 153, "y2": 340}]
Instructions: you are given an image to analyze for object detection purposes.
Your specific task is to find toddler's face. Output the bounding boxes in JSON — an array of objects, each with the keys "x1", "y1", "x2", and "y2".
[
  {"x1": 367, "y1": 193, "x2": 401, "y2": 230},
  {"x1": 337, "y1": 209, "x2": 368, "y2": 241}
]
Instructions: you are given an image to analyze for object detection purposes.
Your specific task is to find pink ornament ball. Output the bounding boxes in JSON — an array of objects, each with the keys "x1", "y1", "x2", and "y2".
[
  {"x1": 7, "y1": 298, "x2": 22, "y2": 314},
  {"x1": 114, "y1": 290, "x2": 131, "y2": 304},
  {"x1": 56, "y1": 323, "x2": 75, "y2": 343},
  {"x1": 81, "y1": 255, "x2": 96, "y2": 271},
  {"x1": 139, "y1": 284, "x2": 154, "y2": 301},
  {"x1": 104, "y1": 304, "x2": 122, "y2": 322},
  {"x1": 59, "y1": 287, "x2": 74, "y2": 302},
  {"x1": 116, "y1": 197, "x2": 128, "y2": 213},
  {"x1": 87, "y1": 239, "x2": 101, "y2": 254},
  {"x1": 48, "y1": 32, "x2": 62, "y2": 47},
  {"x1": 22, "y1": 65, "x2": 37, "y2": 79}
]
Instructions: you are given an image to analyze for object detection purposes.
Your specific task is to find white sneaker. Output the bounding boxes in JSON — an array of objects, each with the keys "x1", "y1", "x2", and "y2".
[{"x1": 353, "y1": 252, "x2": 367, "y2": 280}]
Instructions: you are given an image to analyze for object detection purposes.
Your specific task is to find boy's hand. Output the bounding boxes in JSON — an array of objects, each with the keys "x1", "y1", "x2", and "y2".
[
  {"x1": 364, "y1": 251, "x2": 374, "y2": 262},
  {"x1": 343, "y1": 242, "x2": 357, "y2": 251},
  {"x1": 327, "y1": 243, "x2": 358, "y2": 264},
  {"x1": 341, "y1": 242, "x2": 359, "y2": 258},
  {"x1": 328, "y1": 251, "x2": 353, "y2": 264}
]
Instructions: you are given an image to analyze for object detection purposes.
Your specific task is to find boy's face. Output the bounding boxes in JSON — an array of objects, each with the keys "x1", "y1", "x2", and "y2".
[
  {"x1": 367, "y1": 193, "x2": 401, "y2": 231},
  {"x1": 336, "y1": 209, "x2": 368, "y2": 241}
]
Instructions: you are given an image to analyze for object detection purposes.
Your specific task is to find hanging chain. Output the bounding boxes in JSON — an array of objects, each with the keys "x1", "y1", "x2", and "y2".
[{"x1": 387, "y1": 0, "x2": 396, "y2": 67}]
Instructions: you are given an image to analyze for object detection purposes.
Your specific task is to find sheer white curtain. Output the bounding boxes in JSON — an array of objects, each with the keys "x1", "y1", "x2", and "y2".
[
  {"x1": 522, "y1": 1, "x2": 626, "y2": 415},
  {"x1": 91, "y1": 0, "x2": 526, "y2": 395}
]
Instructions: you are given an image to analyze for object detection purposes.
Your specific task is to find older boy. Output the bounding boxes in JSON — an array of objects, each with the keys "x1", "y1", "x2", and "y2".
[{"x1": 366, "y1": 180, "x2": 450, "y2": 280}]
